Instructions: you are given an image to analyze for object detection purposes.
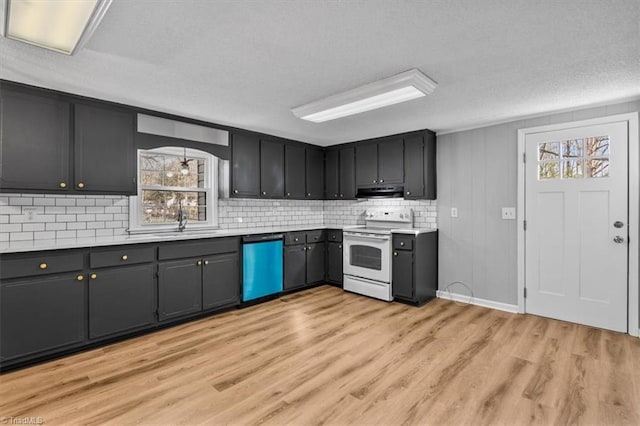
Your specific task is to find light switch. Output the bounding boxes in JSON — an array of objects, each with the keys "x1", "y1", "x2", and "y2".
[
  {"x1": 501, "y1": 207, "x2": 516, "y2": 220},
  {"x1": 451, "y1": 207, "x2": 458, "y2": 218}
]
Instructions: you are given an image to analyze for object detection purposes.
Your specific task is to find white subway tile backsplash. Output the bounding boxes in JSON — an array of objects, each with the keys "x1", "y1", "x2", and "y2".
[
  {"x1": 55, "y1": 198, "x2": 76, "y2": 206},
  {"x1": 34, "y1": 231, "x2": 56, "y2": 240},
  {"x1": 22, "y1": 223, "x2": 45, "y2": 232},
  {"x1": 11, "y1": 232, "x2": 33, "y2": 241},
  {"x1": 45, "y1": 207, "x2": 66, "y2": 214},
  {"x1": 46, "y1": 222, "x2": 67, "y2": 231},
  {"x1": 33, "y1": 198, "x2": 56, "y2": 206},
  {"x1": 56, "y1": 230, "x2": 76, "y2": 239},
  {"x1": 9, "y1": 198, "x2": 33, "y2": 206},
  {"x1": 56, "y1": 214, "x2": 76, "y2": 222},
  {"x1": 77, "y1": 229, "x2": 96, "y2": 238}
]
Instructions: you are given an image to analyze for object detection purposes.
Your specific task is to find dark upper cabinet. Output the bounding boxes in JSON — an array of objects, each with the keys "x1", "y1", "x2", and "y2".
[
  {"x1": 404, "y1": 135, "x2": 425, "y2": 199},
  {"x1": 356, "y1": 143, "x2": 378, "y2": 186},
  {"x1": 0, "y1": 86, "x2": 71, "y2": 192},
  {"x1": 284, "y1": 244, "x2": 306, "y2": 290},
  {"x1": 231, "y1": 132, "x2": 260, "y2": 197},
  {"x1": 260, "y1": 139, "x2": 285, "y2": 198},
  {"x1": 325, "y1": 149, "x2": 340, "y2": 199},
  {"x1": 339, "y1": 147, "x2": 356, "y2": 199},
  {"x1": 202, "y1": 252, "x2": 240, "y2": 310},
  {"x1": 158, "y1": 259, "x2": 203, "y2": 321},
  {"x1": 74, "y1": 102, "x2": 136, "y2": 194},
  {"x1": 88, "y1": 264, "x2": 156, "y2": 339},
  {"x1": 285, "y1": 144, "x2": 306, "y2": 199},
  {"x1": 424, "y1": 131, "x2": 437, "y2": 200},
  {"x1": 378, "y1": 138, "x2": 403, "y2": 184},
  {"x1": 1, "y1": 274, "x2": 86, "y2": 361},
  {"x1": 305, "y1": 147, "x2": 324, "y2": 199}
]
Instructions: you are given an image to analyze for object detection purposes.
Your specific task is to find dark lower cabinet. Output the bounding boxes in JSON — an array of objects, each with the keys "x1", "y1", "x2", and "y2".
[
  {"x1": 284, "y1": 244, "x2": 306, "y2": 290},
  {"x1": 1, "y1": 274, "x2": 85, "y2": 361},
  {"x1": 202, "y1": 253, "x2": 240, "y2": 310},
  {"x1": 88, "y1": 264, "x2": 155, "y2": 339},
  {"x1": 306, "y1": 243, "x2": 325, "y2": 284},
  {"x1": 326, "y1": 241, "x2": 343, "y2": 284},
  {"x1": 392, "y1": 232, "x2": 438, "y2": 306},
  {"x1": 158, "y1": 259, "x2": 203, "y2": 321}
]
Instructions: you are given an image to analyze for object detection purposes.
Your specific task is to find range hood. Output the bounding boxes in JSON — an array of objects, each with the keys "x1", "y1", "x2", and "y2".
[{"x1": 356, "y1": 185, "x2": 404, "y2": 199}]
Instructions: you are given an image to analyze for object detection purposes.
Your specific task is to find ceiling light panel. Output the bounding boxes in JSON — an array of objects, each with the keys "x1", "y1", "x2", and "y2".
[
  {"x1": 4, "y1": 0, "x2": 112, "y2": 55},
  {"x1": 292, "y1": 69, "x2": 437, "y2": 123}
]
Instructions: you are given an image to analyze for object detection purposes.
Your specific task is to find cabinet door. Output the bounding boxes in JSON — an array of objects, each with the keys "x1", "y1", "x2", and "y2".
[
  {"x1": 89, "y1": 264, "x2": 155, "y2": 339},
  {"x1": 284, "y1": 245, "x2": 306, "y2": 290},
  {"x1": 158, "y1": 259, "x2": 203, "y2": 321},
  {"x1": 0, "y1": 87, "x2": 71, "y2": 191},
  {"x1": 74, "y1": 103, "x2": 136, "y2": 194},
  {"x1": 378, "y1": 139, "x2": 404, "y2": 184},
  {"x1": 305, "y1": 147, "x2": 324, "y2": 199},
  {"x1": 325, "y1": 149, "x2": 340, "y2": 199},
  {"x1": 231, "y1": 133, "x2": 260, "y2": 197},
  {"x1": 260, "y1": 139, "x2": 285, "y2": 198},
  {"x1": 327, "y1": 242, "x2": 343, "y2": 283},
  {"x1": 285, "y1": 144, "x2": 306, "y2": 199},
  {"x1": 202, "y1": 253, "x2": 240, "y2": 310},
  {"x1": 306, "y1": 243, "x2": 326, "y2": 284},
  {"x1": 1, "y1": 275, "x2": 85, "y2": 360},
  {"x1": 424, "y1": 131, "x2": 437, "y2": 200},
  {"x1": 339, "y1": 147, "x2": 356, "y2": 199},
  {"x1": 404, "y1": 135, "x2": 425, "y2": 199},
  {"x1": 392, "y1": 250, "x2": 414, "y2": 300},
  {"x1": 356, "y1": 143, "x2": 378, "y2": 186}
]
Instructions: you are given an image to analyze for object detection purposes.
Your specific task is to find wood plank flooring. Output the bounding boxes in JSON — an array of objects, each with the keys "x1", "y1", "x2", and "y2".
[{"x1": 1, "y1": 285, "x2": 639, "y2": 425}]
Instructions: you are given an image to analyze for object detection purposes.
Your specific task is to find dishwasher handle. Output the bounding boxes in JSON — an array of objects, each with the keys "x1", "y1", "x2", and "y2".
[{"x1": 242, "y1": 233, "x2": 284, "y2": 243}]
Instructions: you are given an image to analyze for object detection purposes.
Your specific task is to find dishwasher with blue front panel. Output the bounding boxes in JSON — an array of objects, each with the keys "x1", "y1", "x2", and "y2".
[{"x1": 242, "y1": 234, "x2": 284, "y2": 302}]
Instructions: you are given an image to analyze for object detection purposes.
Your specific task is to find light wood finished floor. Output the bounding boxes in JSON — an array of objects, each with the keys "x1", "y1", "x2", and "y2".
[{"x1": 1, "y1": 285, "x2": 639, "y2": 425}]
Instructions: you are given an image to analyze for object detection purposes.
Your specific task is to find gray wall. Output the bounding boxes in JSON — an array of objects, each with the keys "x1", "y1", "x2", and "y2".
[{"x1": 437, "y1": 100, "x2": 640, "y2": 307}]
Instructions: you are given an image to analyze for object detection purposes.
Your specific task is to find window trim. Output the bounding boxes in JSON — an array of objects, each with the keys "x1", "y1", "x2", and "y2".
[{"x1": 128, "y1": 147, "x2": 218, "y2": 234}]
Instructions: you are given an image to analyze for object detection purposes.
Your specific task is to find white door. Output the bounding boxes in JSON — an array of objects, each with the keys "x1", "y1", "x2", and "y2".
[{"x1": 525, "y1": 121, "x2": 628, "y2": 332}]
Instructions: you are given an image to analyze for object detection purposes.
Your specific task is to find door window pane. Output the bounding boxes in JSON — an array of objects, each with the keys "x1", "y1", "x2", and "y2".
[
  {"x1": 562, "y1": 139, "x2": 583, "y2": 158},
  {"x1": 350, "y1": 245, "x2": 382, "y2": 270},
  {"x1": 587, "y1": 159, "x2": 609, "y2": 178},
  {"x1": 562, "y1": 160, "x2": 583, "y2": 179},
  {"x1": 586, "y1": 136, "x2": 610, "y2": 157},
  {"x1": 538, "y1": 142, "x2": 560, "y2": 160},
  {"x1": 539, "y1": 162, "x2": 560, "y2": 180},
  {"x1": 537, "y1": 135, "x2": 610, "y2": 180}
]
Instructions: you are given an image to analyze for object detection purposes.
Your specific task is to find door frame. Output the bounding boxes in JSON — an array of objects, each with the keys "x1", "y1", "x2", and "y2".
[{"x1": 517, "y1": 112, "x2": 639, "y2": 337}]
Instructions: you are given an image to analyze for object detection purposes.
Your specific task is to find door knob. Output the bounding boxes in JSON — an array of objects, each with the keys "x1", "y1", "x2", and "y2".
[
  {"x1": 613, "y1": 236, "x2": 625, "y2": 243},
  {"x1": 614, "y1": 221, "x2": 624, "y2": 228}
]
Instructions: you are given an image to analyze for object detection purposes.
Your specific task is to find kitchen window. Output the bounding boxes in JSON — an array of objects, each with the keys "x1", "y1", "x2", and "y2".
[{"x1": 128, "y1": 147, "x2": 218, "y2": 233}]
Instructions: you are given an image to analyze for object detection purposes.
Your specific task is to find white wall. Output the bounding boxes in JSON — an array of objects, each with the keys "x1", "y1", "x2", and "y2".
[{"x1": 437, "y1": 100, "x2": 640, "y2": 307}]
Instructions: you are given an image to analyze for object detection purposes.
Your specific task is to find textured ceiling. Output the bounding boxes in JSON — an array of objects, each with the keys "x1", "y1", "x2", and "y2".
[{"x1": 1, "y1": 0, "x2": 639, "y2": 146}]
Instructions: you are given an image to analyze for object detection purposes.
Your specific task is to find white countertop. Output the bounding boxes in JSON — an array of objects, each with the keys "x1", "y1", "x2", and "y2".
[{"x1": 0, "y1": 225, "x2": 438, "y2": 253}]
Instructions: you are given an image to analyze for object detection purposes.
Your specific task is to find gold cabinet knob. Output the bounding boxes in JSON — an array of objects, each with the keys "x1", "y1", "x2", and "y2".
[
  {"x1": 77, "y1": 182, "x2": 85, "y2": 188},
  {"x1": 76, "y1": 275, "x2": 84, "y2": 281},
  {"x1": 307, "y1": 193, "x2": 311, "y2": 197},
  {"x1": 121, "y1": 255, "x2": 128, "y2": 261},
  {"x1": 59, "y1": 182, "x2": 67, "y2": 188},
  {"x1": 39, "y1": 263, "x2": 47, "y2": 270},
  {"x1": 393, "y1": 252, "x2": 398, "y2": 256},
  {"x1": 400, "y1": 242, "x2": 405, "y2": 247},
  {"x1": 90, "y1": 273, "x2": 97, "y2": 280},
  {"x1": 204, "y1": 260, "x2": 209, "y2": 265},
  {"x1": 233, "y1": 189, "x2": 239, "y2": 194},
  {"x1": 197, "y1": 260, "x2": 202, "y2": 266}
]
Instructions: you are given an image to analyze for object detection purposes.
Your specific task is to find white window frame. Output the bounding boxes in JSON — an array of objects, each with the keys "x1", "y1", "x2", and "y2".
[{"x1": 128, "y1": 147, "x2": 219, "y2": 233}]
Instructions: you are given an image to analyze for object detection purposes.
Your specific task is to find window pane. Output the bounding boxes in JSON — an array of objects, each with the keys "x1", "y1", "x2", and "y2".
[
  {"x1": 538, "y1": 161, "x2": 559, "y2": 180},
  {"x1": 562, "y1": 160, "x2": 583, "y2": 179},
  {"x1": 142, "y1": 190, "x2": 170, "y2": 223},
  {"x1": 587, "y1": 159, "x2": 609, "y2": 178},
  {"x1": 586, "y1": 136, "x2": 609, "y2": 157},
  {"x1": 141, "y1": 171, "x2": 163, "y2": 186},
  {"x1": 538, "y1": 142, "x2": 559, "y2": 160},
  {"x1": 140, "y1": 154, "x2": 164, "y2": 171},
  {"x1": 562, "y1": 139, "x2": 583, "y2": 159}
]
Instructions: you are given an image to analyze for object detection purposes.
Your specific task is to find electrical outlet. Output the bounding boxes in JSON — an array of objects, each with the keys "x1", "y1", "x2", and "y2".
[
  {"x1": 236, "y1": 217, "x2": 243, "y2": 223},
  {"x1": 501, "y1": 207, "x2": 516, "y2": 220},
  {"x1": 451, "y1": 207, "x2": 458, "y2": 218},
  {"x1": 23, "y1": 207, "x2": 38, "y2": 222}
]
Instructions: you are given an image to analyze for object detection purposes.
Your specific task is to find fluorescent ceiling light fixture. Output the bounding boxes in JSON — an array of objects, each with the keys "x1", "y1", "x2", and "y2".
[
  {"x1": 3, "y1": 0, "x2": 112, "y2": 55},
  {"x1": 292, "y1": 69, "x2": 437, "y2": 123}
]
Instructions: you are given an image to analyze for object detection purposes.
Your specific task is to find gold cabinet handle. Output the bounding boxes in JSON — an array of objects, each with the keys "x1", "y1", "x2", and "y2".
[
  {"x1": 204, "y1": 260, "x2": 209, "y2": 265},
  {"x1": 121, "y1": 255, "x2": 128, "y2": 261},
  {"x1": 77, "y1": 182, "x2": 85, "y2": 188},
  {"x1": 76, "y1": 275, "x2": 84, "y2": 281},
  {"x1": 197, "y1": 260, "x2": 202, "y2": 266},
  {"x1": 59, "y1": 182, "x2": 67, "y2": 188},
  {"x1": 39, "y1": 263, "x2": 47, "y2": 270},
  {"x1": 90, "y1": 273, "x2": 97, "y2": 280}
]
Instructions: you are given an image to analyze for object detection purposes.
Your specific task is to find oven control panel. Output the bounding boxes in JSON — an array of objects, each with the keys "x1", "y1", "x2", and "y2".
[{"x1": 365, "y1": 208, "x2": 413, "y2": 223}]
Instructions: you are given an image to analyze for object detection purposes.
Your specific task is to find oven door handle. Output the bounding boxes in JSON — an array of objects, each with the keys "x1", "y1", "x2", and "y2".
[{"x1": 343, "y1": 232, "x2": 390, "y2": 241}]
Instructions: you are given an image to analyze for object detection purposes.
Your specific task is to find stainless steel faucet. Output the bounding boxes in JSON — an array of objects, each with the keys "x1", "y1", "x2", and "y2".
[{"x1": 177, "y1": 201, "x2": 188, "y2": 232}]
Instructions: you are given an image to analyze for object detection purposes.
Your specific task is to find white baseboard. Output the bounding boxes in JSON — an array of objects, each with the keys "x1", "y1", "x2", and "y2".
[{"x1": 436, "y1": 290, "x2": 519, "y2": 314}]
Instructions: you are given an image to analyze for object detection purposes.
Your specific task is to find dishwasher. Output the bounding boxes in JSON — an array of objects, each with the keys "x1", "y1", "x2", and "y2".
[{"x1": 242, "y1": 234, "x2": 284, "y2": 302}]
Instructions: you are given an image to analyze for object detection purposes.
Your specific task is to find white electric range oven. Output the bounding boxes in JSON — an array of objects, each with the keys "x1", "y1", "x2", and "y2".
[{"x1": 343, "y1": 208, "x2": 413, "y2": 301}]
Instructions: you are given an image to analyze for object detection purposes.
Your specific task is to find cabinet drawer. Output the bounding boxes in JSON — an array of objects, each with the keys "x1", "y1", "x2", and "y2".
[
  {"x1": 393, "y1": 236, "x2": 414, "y2": 251},
  {"x1": 306, "y1": 230, "x2": 325, "y2": 243},
  {"x1": 327, "y1": 229, "x2": 342, "y2": 243},
  {"x1": 285, "y1": 232, "x2": 306, "y2": 246},
  {"x1": 0, "y1": 251, "x2": 84, "y2": 280},
  {"x1": 90, "y1": 246, "x2": 155, "y2": 268},
  {"x1": 158, "y1": 237, "x2": 239, "y2": 260}
]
